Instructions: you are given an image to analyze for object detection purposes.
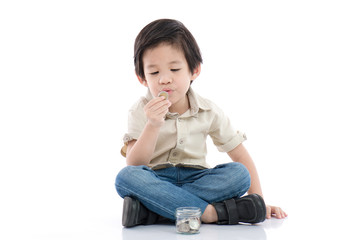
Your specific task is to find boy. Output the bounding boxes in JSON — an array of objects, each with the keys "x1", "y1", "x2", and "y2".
[{"x1": 115, "y1": 19, "x2": 286, "y2": 228}]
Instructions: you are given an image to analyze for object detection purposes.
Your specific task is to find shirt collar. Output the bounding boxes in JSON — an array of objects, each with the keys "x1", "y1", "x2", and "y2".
[
  {"x1": 145, "y1": 87, "x2": 211, "y2": 117},
  {"x1": 187, "y1": 87, "x2": 211, "y2": 116}
]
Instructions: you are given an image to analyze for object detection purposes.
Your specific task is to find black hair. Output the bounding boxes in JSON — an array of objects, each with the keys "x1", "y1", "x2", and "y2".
[{"x1": 134, "y1": 19, "x2": 202, "y2": 79}]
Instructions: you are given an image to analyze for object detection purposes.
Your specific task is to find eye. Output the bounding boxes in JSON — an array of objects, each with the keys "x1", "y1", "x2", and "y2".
[
  {"x1": 171, "y1": 69, "x2": 181, "y2": 72},
  {"x1": 150, "y1": 71, "x2": 159, "y2": 75}
]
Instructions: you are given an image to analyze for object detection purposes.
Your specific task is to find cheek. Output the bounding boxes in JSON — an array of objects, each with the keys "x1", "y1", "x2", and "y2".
[{"x1": 181, "y1": 77, "x2": 192, "y2": 89}]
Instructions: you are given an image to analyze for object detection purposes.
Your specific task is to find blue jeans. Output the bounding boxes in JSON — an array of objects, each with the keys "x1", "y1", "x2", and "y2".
[{"x1": 115, "y1": 162, "x2": 250, "y2": 220}]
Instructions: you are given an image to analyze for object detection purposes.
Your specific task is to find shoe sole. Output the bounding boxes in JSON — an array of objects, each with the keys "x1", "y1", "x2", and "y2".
[{"x1": 122, "y1": 197, "x2": 140, "y2": 227}]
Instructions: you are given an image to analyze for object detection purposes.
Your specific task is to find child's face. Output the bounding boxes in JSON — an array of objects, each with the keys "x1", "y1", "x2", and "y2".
[{"x1": 138, "y1": 43, "x2": 200, "y2": 113}]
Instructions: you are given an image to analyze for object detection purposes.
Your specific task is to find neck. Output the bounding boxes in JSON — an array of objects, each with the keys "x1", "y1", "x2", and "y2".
[{"x1": 169, "y1": 95, "x2": 190, "y2": 115}]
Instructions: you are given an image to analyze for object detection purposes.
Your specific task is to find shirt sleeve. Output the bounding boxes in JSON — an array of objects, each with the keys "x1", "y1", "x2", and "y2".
[
  {"x1": 121, "y1": 98, "x2": 148, "y2": 157},
  {"x1": 209, "y1": 106, "x2": 247, "y2": 152}
]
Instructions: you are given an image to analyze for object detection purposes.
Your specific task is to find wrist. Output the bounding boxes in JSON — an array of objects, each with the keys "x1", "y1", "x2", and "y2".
[
  {"x1": 146, "y1": 120, "x2": 164, "y2": 129},
  {"x1": 247, "y1": 187, "x2": 264, "y2": 199}
]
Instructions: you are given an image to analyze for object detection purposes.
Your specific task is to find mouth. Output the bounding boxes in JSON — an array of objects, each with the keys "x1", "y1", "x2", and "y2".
[{"x1": 161, "y1": 89, "x2": 173, "y2": 94}]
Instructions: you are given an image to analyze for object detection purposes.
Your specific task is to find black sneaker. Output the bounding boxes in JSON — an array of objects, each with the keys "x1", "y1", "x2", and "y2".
[
  {"x1": 212, "y1": 194, "x2": 266, "y2": 224},
  {"x1": 122, "y1": 197, "x2": 159, "y2": 227}
]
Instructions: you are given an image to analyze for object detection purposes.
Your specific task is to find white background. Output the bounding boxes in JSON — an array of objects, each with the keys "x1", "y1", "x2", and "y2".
[{"x1": 1, "y1": 0, "x2": 359, "y2": 239}]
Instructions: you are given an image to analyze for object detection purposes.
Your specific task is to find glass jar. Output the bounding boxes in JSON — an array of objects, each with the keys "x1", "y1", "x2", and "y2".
[{"x1": 175, "y1": 207, "x2": 201, "y2": 234}]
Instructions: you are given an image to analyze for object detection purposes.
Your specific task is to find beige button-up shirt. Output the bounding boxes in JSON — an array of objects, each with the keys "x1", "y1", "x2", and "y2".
[{"x1": 121, "y1": 87, "x2": 247, "y2": 170}]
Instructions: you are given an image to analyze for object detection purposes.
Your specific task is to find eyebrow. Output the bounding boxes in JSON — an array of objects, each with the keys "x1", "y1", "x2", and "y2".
[{"x1": 145, "y1": 61, "x2": 183, "y2": 69}]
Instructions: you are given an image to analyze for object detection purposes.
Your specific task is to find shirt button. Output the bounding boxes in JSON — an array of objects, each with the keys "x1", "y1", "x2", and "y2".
[
  {"x1": 179, "y1": 139, "x2": 184, "y2": 144},
  {"x1": 172, "y1": 152, "x2": 178, "y2": 157}
]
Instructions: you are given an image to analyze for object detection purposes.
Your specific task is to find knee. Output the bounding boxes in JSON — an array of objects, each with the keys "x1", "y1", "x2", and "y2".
[
  {"x1": 115, "y1": 165, "x2": 149, "y2": 185},
  {"x1": 222, "y1": 162, "x2": 251, "y2": 191},
  {"x1": 115, "y1": 165, "x2": 151, "y2": 197}
]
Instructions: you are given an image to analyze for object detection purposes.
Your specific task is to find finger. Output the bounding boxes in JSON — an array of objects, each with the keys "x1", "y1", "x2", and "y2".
[
  {"x1": 277, "y1": 208, "x2": 287, "y2": 219},
  {"x1": 145, "y1": 96, "x2": 170, "y2": 109},
  {"x1": 152, "y1": 101, "x2": 171, "y2": 115},
  {"x1": 146, "y1": 100, "x2": 171, "y2": 113},
  {"x1": 150, "y1": 103, "x2": 172, "y2": 120},
  {"x1": 281, "y1": 209, "x2": 288, "y2": 218},
  {"x1": 145, "y1": 97, "x2": 169, "y2": 108},
  {"x1": 266, "y1": 206, "x2": 271, "y2": 219},
  {"x1": 274, "y1": 207, "x2": 282, "y2": 219}
]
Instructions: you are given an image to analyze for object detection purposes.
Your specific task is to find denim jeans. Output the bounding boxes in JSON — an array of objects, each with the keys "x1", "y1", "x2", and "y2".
[{"x1": 115, "y1": 162, "x2": 250, "y2": 220}]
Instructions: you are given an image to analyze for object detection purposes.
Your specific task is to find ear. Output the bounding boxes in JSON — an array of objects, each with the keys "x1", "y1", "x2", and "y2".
[
  {"x1": 191, "y1": 64, "x2": 201, "y2": 81},
  {"x1": 136, "y1": 72, "x2": 148, "y2": 87}
]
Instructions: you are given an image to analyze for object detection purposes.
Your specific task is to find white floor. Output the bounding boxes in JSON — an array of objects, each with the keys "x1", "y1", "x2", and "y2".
[{"x1": 2, "y1": 188, "x2": 358, "y2": 240}]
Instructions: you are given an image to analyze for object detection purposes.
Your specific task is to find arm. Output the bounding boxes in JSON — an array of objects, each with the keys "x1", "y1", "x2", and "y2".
[
  {"x1": 227, "y1": 143, "x2": 263, "y2": 196},
  {"x1": 125, "y1": 123, "x2": 161, "y2": 166},
  {"x1": 227, "y1": 143, "x2": 287, "y2": 219},
  {"x1": 126, "y1": 96, "x2": 171, "y2": 166}
]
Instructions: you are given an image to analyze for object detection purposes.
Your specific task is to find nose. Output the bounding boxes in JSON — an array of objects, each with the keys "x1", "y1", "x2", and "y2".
[{"x1": 159, "y1": 73, "x2": 172, "y2": 84}]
